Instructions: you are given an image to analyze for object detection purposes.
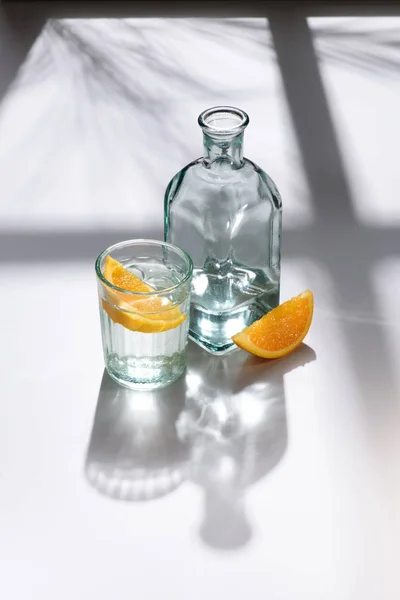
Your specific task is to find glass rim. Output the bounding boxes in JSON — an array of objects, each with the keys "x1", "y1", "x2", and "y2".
[
  {"x1": 95, "y1": 238, "x2": 193, "y2": 297},
  {"x1": 198, "y1": 105, "x2": 249, "y2": 135}
]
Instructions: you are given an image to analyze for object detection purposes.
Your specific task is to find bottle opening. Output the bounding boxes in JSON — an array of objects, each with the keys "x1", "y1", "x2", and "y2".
[{"x1": 198, "y1": 106, "x2": 249, "y2": 136}]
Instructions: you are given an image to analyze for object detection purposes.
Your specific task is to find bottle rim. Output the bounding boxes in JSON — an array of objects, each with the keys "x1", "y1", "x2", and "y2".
[{"x1": 198, "y1": 106, "x2": 249, "y2": 136}]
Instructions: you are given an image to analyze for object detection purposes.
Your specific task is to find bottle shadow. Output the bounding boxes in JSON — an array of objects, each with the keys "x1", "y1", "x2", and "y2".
[
  {"x1": 85, "y1": 342, "x2": 316, "y2": 549},
  {"x1": 178, "y1": 342, "x2": 316, "y2": 550}
]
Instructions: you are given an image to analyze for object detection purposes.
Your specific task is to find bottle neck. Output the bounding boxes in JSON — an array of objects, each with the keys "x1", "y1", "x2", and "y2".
[{"x1": 202, "y1": 132, "x2": 244, "y2": 170}]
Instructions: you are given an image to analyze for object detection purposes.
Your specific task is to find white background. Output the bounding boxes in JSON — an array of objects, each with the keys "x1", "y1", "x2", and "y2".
[{"x1": 0, "y1": 9, "x2": 399, "y2": 600}]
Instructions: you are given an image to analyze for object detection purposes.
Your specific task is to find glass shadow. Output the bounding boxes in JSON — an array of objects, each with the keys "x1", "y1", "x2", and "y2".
[{"x1": 85, "y1": 372, "x2": 190, "y2": 501}]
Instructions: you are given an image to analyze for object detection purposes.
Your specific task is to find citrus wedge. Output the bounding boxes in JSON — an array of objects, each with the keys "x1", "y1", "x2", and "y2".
[
  {"x1": 101, "y1": 255, "x2": 186, "y2": 333},
  {"x1": 104, "y1": 255, "x2": 153, "y2": 295},
  {"x1": 232, "y1": 290, "x2": 314, "y2": 359}
]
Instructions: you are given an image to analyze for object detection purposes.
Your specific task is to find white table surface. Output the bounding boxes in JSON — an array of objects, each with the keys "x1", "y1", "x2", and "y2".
[{"x1": 1, "y1": 6, "x2": 400, "y2": 600}]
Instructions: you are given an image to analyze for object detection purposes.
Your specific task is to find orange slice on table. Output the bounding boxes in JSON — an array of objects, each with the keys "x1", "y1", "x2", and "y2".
[
  {"x1": 101, "y1": 255, "x2": 186, "y2": 333},
  {"x1": 232, "y1": 290, "x2": 314, "y2": 359}
]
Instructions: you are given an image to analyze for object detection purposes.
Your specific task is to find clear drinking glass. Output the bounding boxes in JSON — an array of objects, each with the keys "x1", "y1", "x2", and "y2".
[
  {"x1": 165, "y1": 106, "x2": 282, "y2": 355},
  {"x1": 95, "y1": 239, "x2": 193, "y2": 390}
]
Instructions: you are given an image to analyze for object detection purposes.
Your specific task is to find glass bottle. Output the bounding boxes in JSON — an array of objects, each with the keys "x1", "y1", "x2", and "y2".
[{"x1": 164, "y1": 106, "x2": 282, "y2": 354}]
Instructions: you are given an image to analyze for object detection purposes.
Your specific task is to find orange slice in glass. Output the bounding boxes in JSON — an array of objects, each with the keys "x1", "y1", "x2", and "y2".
[
  {"x1": 232, "y1": 290, "x2": 314, "y2": 358},
  {"x1": 101, "y1": 255, "x2": 186, "y2": 333}
]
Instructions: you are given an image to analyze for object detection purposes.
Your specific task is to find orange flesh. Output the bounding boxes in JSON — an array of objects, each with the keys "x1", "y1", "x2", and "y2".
[
  {"x1": 103, "y1": 255, "x2": 152, "y2": 298},
  {"x1": 232, "y1": 290, "x2": 314, "y2": 359}
]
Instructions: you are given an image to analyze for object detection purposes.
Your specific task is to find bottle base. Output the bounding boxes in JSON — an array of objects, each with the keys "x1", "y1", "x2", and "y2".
[
  {"x1": 188, "y1": 291, "x2": 279, "y2": 355},
  {"x1": 189, "y1": 332, "x2": 238, "y2": 355}
]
